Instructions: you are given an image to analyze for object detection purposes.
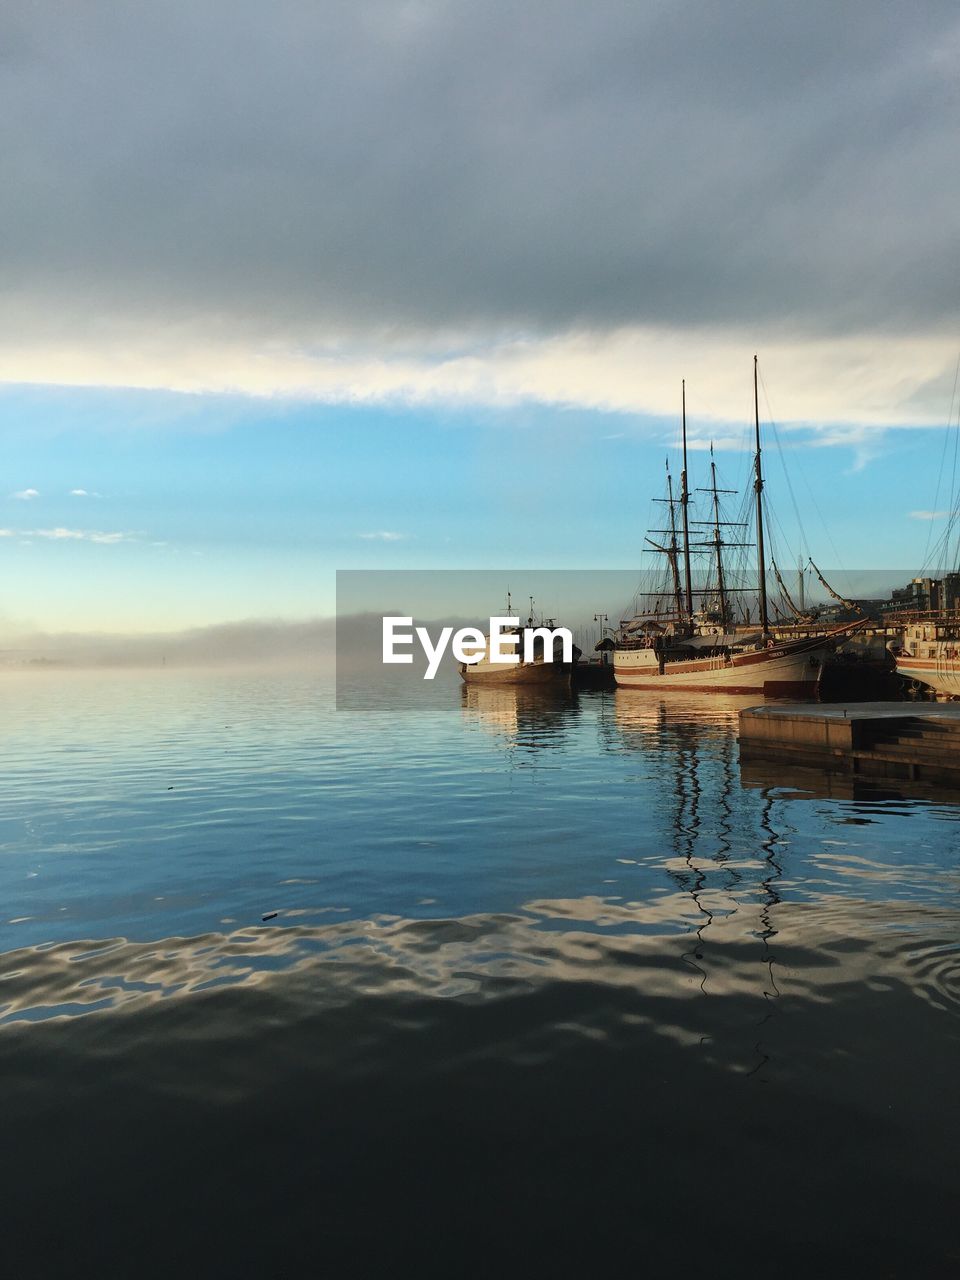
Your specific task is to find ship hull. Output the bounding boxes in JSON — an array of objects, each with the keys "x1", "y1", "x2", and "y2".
[
  {"x1": 894, "y1": 656, "x2": 960, "y2": 697},
  {"x1": 459, "y1": 660, "x2": 574, "y2": 686},
  {"x1": 614, "y1": 642, "x2": 829, "y2": 695}
]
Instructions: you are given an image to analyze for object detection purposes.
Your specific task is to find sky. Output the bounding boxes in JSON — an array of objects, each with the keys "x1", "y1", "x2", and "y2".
[{"x1": 2, "y1": 1, "x2": 959, "y2": 635}]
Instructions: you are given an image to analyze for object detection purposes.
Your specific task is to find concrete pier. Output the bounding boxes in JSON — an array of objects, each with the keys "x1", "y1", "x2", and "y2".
[{"x1": 739, "y1": 702, "x2": 960, "y2": 786}]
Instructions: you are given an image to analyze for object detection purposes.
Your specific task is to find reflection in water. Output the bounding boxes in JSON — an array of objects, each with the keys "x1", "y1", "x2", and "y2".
[
  {"x1": 608, "y1": 695, "x2": 795, "y2": 1074},
  {"x1": 609, "y1": 687, "x2": 756, "y2": 739},
  {"x1": 460, "y1": 681, "x2": 579, "y2": 752},
  {"x1": 2, "y1": 673, "x2": 960, "y2": 1274},
  {"x1": 751, "y1": 792, "x2": 783, "y2": 1075},
  {"x1": 2, "y1": 892, "x2": 959, "y2": 1033},
  {"x1": 3, "y1": 899, "x2": 960, "y2": 1274},
  {"x1": 655, "y1": 710, "x2": 712, "y2": 997},
  {"x1": 742, "y1": 754, "x2": 960, "y2": 805}
]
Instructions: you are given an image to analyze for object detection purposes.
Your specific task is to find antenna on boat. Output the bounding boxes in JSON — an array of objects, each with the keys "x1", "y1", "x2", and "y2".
[
  {"x1": 646, "y1": 462, "x2": 686, "y2": 623},
  {"x1": 708, "y1": 443, "x2": 729, "y2": 630},
  {"x1": 665, "y1": 466, "x2": 685, "y2": 622},
  {"x1": 693, "y1": 444, "x2": 741, "y2": 631},
  {"x1": 680, "y1": 380, "x2": 694, "y2": 621},
  {"x1": 754, "y1": 354, "x2": 770, "y2": 634}
]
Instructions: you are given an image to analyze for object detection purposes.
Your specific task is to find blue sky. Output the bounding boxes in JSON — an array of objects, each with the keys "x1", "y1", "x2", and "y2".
[
  {"x1": 0, "y1": 382, "x2": 951, "y2": 633},
  {"x1": 2, "y1": 2, "x2": 958, "y2": 634}
]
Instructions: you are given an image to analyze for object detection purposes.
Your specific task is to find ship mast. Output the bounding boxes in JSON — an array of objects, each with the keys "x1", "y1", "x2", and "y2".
[
  {"x1": 753, "y1": 354, "x2": 769, "y2": 634},
  {"x1": 693, "y1": 453, "x2": 741, "y2": 630},
  {"x1": 647, "y1": 459, "x2": 688, "y2": 622},
  {"x1": 666, "y1": 466, "x2": 685, "y2": 621},
  {"x1": 708, "y1": 445, "x2": 729, "y2": 630},
  {"x1": 680, "y1": 381, "x2": 694, "y2": 621}
]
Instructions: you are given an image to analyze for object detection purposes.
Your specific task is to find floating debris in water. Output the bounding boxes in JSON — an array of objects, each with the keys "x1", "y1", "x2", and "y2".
[{"x1": 261, "y1": 911, "x2": 278, "y2": 922}]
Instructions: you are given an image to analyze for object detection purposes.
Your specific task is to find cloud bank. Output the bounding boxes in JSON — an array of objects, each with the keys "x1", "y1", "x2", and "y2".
[{"x1": 2, "y1": 1, "x2": 958, "y2": 423}]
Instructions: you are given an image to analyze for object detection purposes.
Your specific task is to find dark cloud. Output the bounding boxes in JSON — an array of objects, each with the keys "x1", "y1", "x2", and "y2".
[{"x1": 2, "y1": 0, "x2": 958, "y2": 340}]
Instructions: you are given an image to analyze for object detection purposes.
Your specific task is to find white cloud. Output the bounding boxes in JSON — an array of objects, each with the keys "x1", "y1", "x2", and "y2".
[
  {"x1": 69, "y1": 488, "x2": 90, "y2": 496},
  {"x1": 1, "y1": 525, "x2": 132, "y2": 543},
  {"x1": 358, "y1": 531, "x2": 406, "y2": 542},
  {"x1": 910, "y1": 509, "x2": 951, "y2": 521},
  {"x1": 0, "y1": 327, "x2": 956, "y2": 431},
  {"x1": 12, "y1": 489, "x2": 39, "y2": 500},
  {"x1": 685, "y1": 435, "x2": 749, "y2": 452},
  {"x1": 30, "y1": 528, "x2": 133, "y2": 544}
]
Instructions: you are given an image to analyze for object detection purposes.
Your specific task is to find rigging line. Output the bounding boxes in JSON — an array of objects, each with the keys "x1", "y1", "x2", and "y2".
[
  {"x1": 737, "y1": 411, "x2": 795, "y2": 590},
  {"x1": 757, "y1": 365, "x2": 848, "y2": 573},
  {"x1": 936, "y1": 361, "x2": 960, "y2": 574},
  {"x1": 808, "y1": 558, "x2": 863, "y2": 614},
  {"x1": 686, "y1": 380, "x2": 753, "y2": 519},
  {"x1": 762, "y1": 475, "x2": 795, "y2": 567},
  {"x1": 768, "y1": 417, "x2": 811, "y2": 561},
  {"x1": 937, "y1": 383, "x2": 960, "y2": 574},
  {"x1": 946, "y1": 356, "x2": 960, "y2": 574},
  {"x1": 927, "y1": 511, "x2": 957, "y2": 576},
  {"x1": 920, "y1": 350, "x2": 960, "y2": 573},
  {"x1": 758, "y1": 368, "x2": 817, "y2": 565}
]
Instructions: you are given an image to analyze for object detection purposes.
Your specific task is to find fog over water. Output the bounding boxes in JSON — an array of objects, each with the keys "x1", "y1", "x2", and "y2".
[{"x1": 0, "y1": 615, "x2": 337, "y2": 669}]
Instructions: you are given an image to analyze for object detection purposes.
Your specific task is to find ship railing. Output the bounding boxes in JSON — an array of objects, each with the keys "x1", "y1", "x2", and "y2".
[{"x1": 883, "y1": 609, "x2": 960, "y2": 622}]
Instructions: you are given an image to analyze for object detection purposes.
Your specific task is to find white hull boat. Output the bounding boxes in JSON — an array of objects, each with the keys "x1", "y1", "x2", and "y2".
[{"x1": 614, "y1": 634, "x2": 831, "y2": 695}]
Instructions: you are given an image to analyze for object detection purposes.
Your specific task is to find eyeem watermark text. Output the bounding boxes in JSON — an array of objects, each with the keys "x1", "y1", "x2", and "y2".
[{"x1": 382, "y1": 616, "x2": 574, "y2": 679}]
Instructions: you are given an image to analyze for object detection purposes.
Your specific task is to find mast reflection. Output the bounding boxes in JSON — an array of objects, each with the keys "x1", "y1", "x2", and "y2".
[
  {"x1": 608, "y1": 689, "x2": 792, "y2": 1072},
  {"x1": 747, "y1": 790, "x2": 783, "y2": 1076}
]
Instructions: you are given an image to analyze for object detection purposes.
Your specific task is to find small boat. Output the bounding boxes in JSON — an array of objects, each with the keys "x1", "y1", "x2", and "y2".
[{"x1": 459, "y1": 602, "x2": 581, "y2": 687}]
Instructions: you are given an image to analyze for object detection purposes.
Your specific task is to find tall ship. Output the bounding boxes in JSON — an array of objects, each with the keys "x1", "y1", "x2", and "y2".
[{"x1": 614, "y1": 359, "x2": 861, "y2": 696}]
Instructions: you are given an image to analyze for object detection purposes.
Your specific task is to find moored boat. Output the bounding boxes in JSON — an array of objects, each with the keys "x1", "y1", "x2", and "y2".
[
  {"x1": 891, "y1": 619, "x2": 960, "y2": 697},
  {"x1": 614, "y1": 628, "x2": 837, "y2": 695},
  {"x1": 613, "y1": 359, "x2": 862, "y2": 695},
  {"x1": 459, "y1": 604, "x2": 581, "y2": 687}
]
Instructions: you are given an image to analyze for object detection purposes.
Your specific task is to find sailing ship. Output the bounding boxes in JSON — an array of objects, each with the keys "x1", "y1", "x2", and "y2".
[{"x1": 614, "y1": 359, "x2": 862, "y2": 695}]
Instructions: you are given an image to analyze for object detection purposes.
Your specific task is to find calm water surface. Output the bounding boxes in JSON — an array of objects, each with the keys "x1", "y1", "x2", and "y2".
[{"x1": 2, "y1": 669, "x2": 959, "y2": 1276}]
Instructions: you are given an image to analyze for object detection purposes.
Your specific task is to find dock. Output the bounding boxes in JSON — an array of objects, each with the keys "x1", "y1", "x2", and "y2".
[{"x1": 739, "y1": 702, "x2": 960, "y2": 786}]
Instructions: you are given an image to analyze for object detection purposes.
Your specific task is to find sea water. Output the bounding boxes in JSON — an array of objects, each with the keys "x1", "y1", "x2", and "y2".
[{"x1": 2, "y1": 669, "x2": 958, "y2": 1275}]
